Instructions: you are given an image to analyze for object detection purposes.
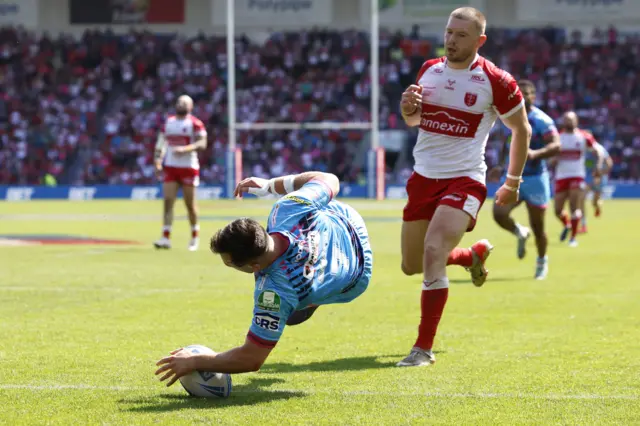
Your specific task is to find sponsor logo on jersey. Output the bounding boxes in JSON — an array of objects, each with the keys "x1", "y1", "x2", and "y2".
[
  {"x1": 283, "y1": 195, "x2": 311, "y2": 205},
  {"x1": 419, "y1": 104, "x2": 483, "y2": 138},
  {"x1": 464, "y1": 92, "x2": 478, "y2": 107},
  {"x1": 470, "y1": 75, "x2": 486, "y2": 83},
  {"x1": 254, "y1": 312, "x2": 280, "y2": 331},
  {"x1": 257, "y1": 291, "x2": 281, "y2": 312},
  {"x1": 433, "y1": 68, "x2": 443, "y2": 74}
]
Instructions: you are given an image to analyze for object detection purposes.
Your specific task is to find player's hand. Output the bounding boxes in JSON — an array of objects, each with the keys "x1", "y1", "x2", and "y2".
[
  {"x1": 527, "y1": 149, "x2": 539, "y2": 161},
  {"x1": 487, "y1": 166, "x2": 503, "y2": 183},
  {"x1": 155, "y1": 348, "x2": 196, "y2": 387},
  {"x1": 495, "y1": 184, "x2": 519, "y2": 206},
  {"x1": 154, "y1": 163, "x2": 163, "y2": 180},
  {"x1": 234, "y1": 177, "x2": 270, "y2": 197},
  {"x1": 592, "y1": 168, "x2": 602, "y2": 178},
  {"x1": 400, "y1": 85, "x2": 423, "y2": 116}
]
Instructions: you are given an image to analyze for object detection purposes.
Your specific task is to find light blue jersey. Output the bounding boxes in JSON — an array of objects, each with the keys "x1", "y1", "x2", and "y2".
[
  {"x1": 247, "y1": 180, "x2": 373, "y2": 348},
  {"x1": 503, "y1": 106, "x2": 557, "y2": 207}
]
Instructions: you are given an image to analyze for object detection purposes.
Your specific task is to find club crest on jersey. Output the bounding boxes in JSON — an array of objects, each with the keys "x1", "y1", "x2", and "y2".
[{"x1": 464, "y1": 92, "x2": 478, "y2": 107}]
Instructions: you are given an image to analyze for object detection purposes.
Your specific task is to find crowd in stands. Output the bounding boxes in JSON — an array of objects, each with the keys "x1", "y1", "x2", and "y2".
[{"x1": 1, "y1": 25, "x2": 639, "y2": 186}]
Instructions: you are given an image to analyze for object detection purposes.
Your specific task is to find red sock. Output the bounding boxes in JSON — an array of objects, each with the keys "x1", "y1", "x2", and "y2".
[
  {"x1": 192, "y1": 225, "x2": 199, "y2": 238},
  {"x1": 559, "y1": 212, "x2": 570, "y2": 228},
  {"x1": 570, "y1": 213, "x2": 581, "y2": 239},
  {"x1": 162, "y1": 227, "x2": 171, "y2": 239},
  {"x1": 414, "y1": 283, "x2": 449, "y2": 351},
  {"x1": 447, "y1": 248, "x2": 473, "y2": 267}
]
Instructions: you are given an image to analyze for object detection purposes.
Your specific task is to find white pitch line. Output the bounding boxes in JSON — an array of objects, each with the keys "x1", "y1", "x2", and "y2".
[
  {"x1": 0, "y1": 286, "x2": 188, "y2": 294},
  {"x1": 0, "y1": 384, "x2": 637, "y2": 400}
]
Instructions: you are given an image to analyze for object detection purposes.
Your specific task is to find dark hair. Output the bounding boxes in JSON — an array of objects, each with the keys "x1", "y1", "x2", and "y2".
[
  {"x1": 518, "y1": 79, "x2": 536, "y2": 92},
  {"x1": 210, "y1": 218, "x2": 269, "y2": 266}
]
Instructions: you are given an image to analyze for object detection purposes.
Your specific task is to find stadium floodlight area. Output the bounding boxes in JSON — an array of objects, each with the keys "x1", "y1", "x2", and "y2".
[{"x1": 224, "y1": 0, "x2": 385, "y2": 200}]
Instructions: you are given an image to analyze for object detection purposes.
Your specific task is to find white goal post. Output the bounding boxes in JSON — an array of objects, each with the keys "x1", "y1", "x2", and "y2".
[{"x1": 225, "y1": 0, "x2": 384, "y2": 200}]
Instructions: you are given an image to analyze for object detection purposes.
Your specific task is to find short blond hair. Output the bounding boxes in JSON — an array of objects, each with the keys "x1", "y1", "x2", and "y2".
[{"x1": 450, "y1": 7, "x2": 486, "y2": 35}]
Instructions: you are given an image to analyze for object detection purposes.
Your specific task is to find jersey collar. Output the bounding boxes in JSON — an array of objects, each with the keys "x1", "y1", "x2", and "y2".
[{"x1": 444, "y1": 53, "x2": 480, "y2": 71}]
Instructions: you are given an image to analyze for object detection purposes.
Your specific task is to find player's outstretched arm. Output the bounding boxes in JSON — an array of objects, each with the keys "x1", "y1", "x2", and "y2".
[
  {"x1": 235, "y1": 172, "x2": 340, "y2": 199},
  {"x1": 155, "y1": 339, "x2": 272, "y2": 385},
  {"x1": 497, "y1": 106, "x2": 532, "y2": 205},
  {"x1": 173, "y1": 134, "x2": 208, "y2": 154}
]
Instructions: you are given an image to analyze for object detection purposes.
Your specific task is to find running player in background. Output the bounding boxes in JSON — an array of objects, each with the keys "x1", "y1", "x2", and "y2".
[
  {"x1": 153, "y1": 95, "x2": 207, "y2": 251},
  {"x1": 555, "y1": 112, "x2": 605, "y2": 247},
  {"x1": 581, "y1": 138, "x2": 613, "y2": 233},
  {"x1": 154, "y1": 172, "x2": 373, "y2": 381},
  {"x1": 489, "y1": 80, "x2": 560, "y2": 280},
  {"x1": 397, "y1": 7, "x2": 531, "y2": 367}
]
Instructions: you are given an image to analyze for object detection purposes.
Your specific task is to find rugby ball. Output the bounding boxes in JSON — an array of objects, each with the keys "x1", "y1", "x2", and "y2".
[{"x1": 178, "y1": 345, "x2": 232, "y2": 398}]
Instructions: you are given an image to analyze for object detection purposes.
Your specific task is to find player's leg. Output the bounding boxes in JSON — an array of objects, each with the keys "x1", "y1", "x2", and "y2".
[
  {"x1": 493, "y1": 200, "x2": 529, "y2": 259},
  {"x1": 567, "y1": 187, "x2": 583, "y2": 247},
  {"x1": 154, "y1": 181, "x2": 179, "y2": 249},
  {"x1": 397, "y1": 205, "x2": 473, "y2": 367},
  {"x1": 592, "y1": 176, "x2": 605, "y2": 217},
  {"x1": 554, "y1": 190, "x2": 570, "y2": 242},
  {"x1": 182, "y1": 171, "x2": 200, "y2": 251},
  {"x1": 580, "y1": 185, "x2": 589, "y2": 234},
  {"x1": 401, "y1": 220, "x2": 429, "y2": 276},
  {"x1": 526, "y1": 203, "x2": 548, "y2": 280}
]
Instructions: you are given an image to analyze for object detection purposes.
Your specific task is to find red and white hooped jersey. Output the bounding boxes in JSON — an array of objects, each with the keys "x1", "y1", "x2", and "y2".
[
  {"x1": 161, "y1": 115, "x2": 207, "y2": 169},
  {"x1": 413, "y1": 55, "x2": 524, "y2": 184},
  {"x1": 556, "y1": 128, "x2": 596, "y2": 180}
]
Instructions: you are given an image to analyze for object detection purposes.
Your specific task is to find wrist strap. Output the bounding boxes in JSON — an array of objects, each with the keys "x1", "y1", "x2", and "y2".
[
  {"x1": 283, "y1": 175, "x2": 296, "y2": 194},
  {"x1": 506, "y1": 173, "x2": 522, "y2": 182},
  {"x1": 503, "y1": 184, "x2": 519, "y2": 193}
]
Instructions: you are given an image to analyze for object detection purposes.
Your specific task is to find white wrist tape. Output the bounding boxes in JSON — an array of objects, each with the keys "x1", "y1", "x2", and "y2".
[
  {"x1": 247, "y1": 181, "x2": 271, "y2": 197},
  {"x1": 506, "y1": 173, "x2": 522, "y2": 182},
  {"x1": 283, "y1": 175, "x2": 296, "y2": 194}
]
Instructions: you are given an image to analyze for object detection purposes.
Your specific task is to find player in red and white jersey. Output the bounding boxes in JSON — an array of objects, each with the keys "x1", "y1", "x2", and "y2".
[
  {"x1": 397, "y1": 7, "x2": 531, "y2": 367},
  {"x1": 554, "y1": 111, "x2": 605, "y2": 247},
  {"x1": 153, "y1": 95, "x2": 208, "y2": 251}
]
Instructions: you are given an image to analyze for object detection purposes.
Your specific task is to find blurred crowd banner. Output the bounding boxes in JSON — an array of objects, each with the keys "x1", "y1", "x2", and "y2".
[
  {"x1": 363, "y1": 0, "x2": 486, "y2": 23},
  {"x1": 516, "y1": 0, "x2": 640, "y2": 22},
  {"x1": 0, "y1": 0, "x2": 38, "y2": 27},
  {"x1": 2, "y1": 183, "x2": 636, "y2": 201},
  {"x1": 211, "y1": 0, "x2": 333, "y2": 26},
  {"x1": 70, "y1": 0, "x2": 185, "y2": 24}
]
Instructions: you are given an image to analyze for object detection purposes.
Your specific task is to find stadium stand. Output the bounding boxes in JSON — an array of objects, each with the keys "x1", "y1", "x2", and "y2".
[{"x1": 1, "y1": 27, "x2": 638, "y2": 185}]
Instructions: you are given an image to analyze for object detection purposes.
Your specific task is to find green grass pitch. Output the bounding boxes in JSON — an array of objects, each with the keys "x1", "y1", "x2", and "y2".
[{"x1": 0, "y1": 199, "x2": 639, "y2": 425}]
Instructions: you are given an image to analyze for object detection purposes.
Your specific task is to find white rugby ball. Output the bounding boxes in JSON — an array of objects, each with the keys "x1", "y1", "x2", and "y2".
[{"x1": 178, "y1": 345, "x2": 232, "y2": 398}]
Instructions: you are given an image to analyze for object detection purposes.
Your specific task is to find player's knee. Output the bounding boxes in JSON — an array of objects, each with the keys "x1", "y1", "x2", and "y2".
[
  {"x1": 572, "y1": 209, "x2": 582, "y2": 219},
  {"x1": 401, "y1": 262, "x2": 421, "y2": 276},
  {"x1": 423, "y1": 242, "x2": 444, "y2": 265}
]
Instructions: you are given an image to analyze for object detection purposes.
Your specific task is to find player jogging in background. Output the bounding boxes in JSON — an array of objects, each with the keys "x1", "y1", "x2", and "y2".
[
  {"x1": 581, "y1": 138, "x2": 613, "y2": 233},
  {"x1": 154, "y1": 172, "x2": 373, "y2": 380},
  {"x1": 397, "y1": 7, "x2": 531, "y2": 367},
  {"x1": 555, "y1": 111, "x2": 605, "y2": 247},
  {"x1": 489, "y1": 80, "x2": 560, "y2": 280},
  {"x1": 153, "y1": 95, "x2": 207, "y2": 251}
]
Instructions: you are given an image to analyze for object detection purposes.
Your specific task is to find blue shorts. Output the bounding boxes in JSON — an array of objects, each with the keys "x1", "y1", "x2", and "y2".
[
  {"x1": 320, "y1": 203, "x2": 373, "y2": 305},
  {"x1": 504, "y1": 173, "x2": 551, "y2": 208}
]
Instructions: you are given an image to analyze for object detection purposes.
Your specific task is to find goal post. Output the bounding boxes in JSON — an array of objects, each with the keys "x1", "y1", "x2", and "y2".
[{"x1": 225, "y1": 0, "x2": 384, "y2": 200}]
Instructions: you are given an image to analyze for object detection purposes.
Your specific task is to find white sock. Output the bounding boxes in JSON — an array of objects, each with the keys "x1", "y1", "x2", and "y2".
[{"x1": 514, "y1": 223, "x2": 526, "y2": 237}]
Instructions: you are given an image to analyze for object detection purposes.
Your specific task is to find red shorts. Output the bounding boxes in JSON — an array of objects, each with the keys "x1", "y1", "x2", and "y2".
[
  {"x1": 403, "y1": 173, "x2": 487, "y2": 232},
  {"x1": 555, "y1": 177, "x2": 585, "y2": 194},
  {"x1": 164, "y1": 166, "x2": 200, "y2": 187}
]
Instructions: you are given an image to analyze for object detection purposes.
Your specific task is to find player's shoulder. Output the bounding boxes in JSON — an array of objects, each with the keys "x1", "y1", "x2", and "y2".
[
  {"x1": 475, "y1": 56, "x2": 516, "y2": 84},
  {"x1": 189, "y1": 115, "x2": 205, "y2": 126},
  {"x1": 165, "y1": 114, "x2": 177, "y2": 122},
  {"x1": 416, "y1": 57, "x2": 446, "y2": 80},
  {"x1": 530, "y1": 106, "x2": 555, "y2": 125}
]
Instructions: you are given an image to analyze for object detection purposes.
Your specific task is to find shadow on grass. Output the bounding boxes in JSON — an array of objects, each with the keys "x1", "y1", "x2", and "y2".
[
  {"x1": 449, "y1": 276, "x2": 527, "y2": 284},
  {"x1": 120, "y1": 378, "x2": 303, "y2": 411},
  {"x1": 260, "y1": 354, "x2": 406, "y2": 374}
]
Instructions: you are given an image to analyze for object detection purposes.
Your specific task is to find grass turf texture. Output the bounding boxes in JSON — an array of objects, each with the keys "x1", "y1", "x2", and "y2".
[{"x1": 0, "y1": 199, "x2": 639, "y2": 425}]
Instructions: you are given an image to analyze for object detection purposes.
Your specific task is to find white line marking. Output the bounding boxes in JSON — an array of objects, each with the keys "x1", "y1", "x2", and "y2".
[
  {"x1": 0, "y1": 384, "x2": 637, "y2": 400},
  {"x1": 0, "y1": 287, "x2": 188, "y2": 294}
]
